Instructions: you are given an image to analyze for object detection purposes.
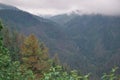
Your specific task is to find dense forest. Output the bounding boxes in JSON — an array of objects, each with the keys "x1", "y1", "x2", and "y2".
[
  {"x1": 0, "y1": 21, "x2": 120, "y2": 80},
  {"x1": 0, "y1": 3, "x2": 120, "y2": 80}
]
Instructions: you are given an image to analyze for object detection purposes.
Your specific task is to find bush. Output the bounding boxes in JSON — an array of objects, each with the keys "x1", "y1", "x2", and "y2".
[
  {"x1": 101, "y1": 67, "x2": 120, "y2": 80},
  {"x1": 41, "y1": 65, "x2": 90, "y2": 80}
]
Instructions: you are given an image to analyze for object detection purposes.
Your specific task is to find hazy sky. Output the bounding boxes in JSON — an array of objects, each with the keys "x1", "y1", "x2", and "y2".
[{"x1": 0, "y1": 0, "x2": 120, "y2": 16}]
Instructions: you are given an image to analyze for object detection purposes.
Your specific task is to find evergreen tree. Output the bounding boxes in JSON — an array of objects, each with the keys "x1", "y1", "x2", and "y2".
[
  {"x1": 0, "y1": 21, "x2": 34, "y2": 80},
  {"x1": 20, "y1": 34, "x2": 50, "y2": 78},
  {"x1": 1, "y1": 27, "x2": 24, "y2": 61}
]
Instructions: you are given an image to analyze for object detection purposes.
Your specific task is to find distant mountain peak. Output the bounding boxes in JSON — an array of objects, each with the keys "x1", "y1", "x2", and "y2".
[
  {"x1": 69, "y1": 9, "x2": 82, "y2": 14},
  {"x1": 66, "y1": 9, "x2": 96, "y2": 16}
]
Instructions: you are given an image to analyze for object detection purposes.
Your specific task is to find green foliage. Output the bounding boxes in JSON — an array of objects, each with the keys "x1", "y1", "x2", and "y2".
[
  {"x1": 1, "y1": 27, "x2": 21, "y2": 61},
  {"x1": 41, "y1": 65, "x2": 90, "y2": 80},
  {"x1": 101, "y1": 67, "x2": 120, "y2": 80},
  {"x1": 0, "y1": 22, "x2": 34, "y2": 80}
]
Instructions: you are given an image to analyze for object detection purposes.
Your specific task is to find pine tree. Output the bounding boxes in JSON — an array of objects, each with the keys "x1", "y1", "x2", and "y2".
[
  {"x1": 20, "y1": 34, "x2": 50, "y2": 78},
  {"x1": 0, "y1": 21, "x2": 34, "y2": 80},
  {"x1": 1, "y1": 28, "x2": 22, "y2": 61}
]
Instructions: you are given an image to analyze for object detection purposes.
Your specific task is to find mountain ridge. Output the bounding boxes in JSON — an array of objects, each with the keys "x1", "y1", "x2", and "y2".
[
  {"x1": 0, "y1": 3, "x2": 120, "y2": 80},
  {"x1": 0, "y1": 3, "x2": 18, "y2": 10}
]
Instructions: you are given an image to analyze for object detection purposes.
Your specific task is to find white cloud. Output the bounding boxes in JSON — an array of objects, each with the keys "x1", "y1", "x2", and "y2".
[{"x1": 0, "y1": 0, "x2": 120, "y2": 15}]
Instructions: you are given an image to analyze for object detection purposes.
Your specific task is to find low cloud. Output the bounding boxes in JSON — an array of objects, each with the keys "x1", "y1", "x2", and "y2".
[{"x1": 0, "y1": 0, "x2": 120, "y2": 15}]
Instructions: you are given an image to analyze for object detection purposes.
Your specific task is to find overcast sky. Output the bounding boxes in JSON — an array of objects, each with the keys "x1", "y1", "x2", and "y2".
[{"x1": 0, "y1": 0, "x2": 120, "y2": 16}]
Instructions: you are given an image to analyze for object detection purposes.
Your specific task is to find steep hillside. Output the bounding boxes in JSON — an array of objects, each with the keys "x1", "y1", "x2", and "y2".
[
  {"x1": 49, "y1": 13, "x2": 120, "y2": 78},
  {"x1": 0, "y1": 5, "x2": 71, "y2": 58},
  {"x1": 64, "y1": 14, "x2": 120, "y2": 77}
]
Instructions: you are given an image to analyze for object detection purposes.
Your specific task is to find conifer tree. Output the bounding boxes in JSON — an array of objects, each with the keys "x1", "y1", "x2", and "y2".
[
  {"x1": 0, "y1": 21, "x2": 34, "y2": 80},
  {"x1": 20, "y1": 34, "x2": 50, "y2": 78}
]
